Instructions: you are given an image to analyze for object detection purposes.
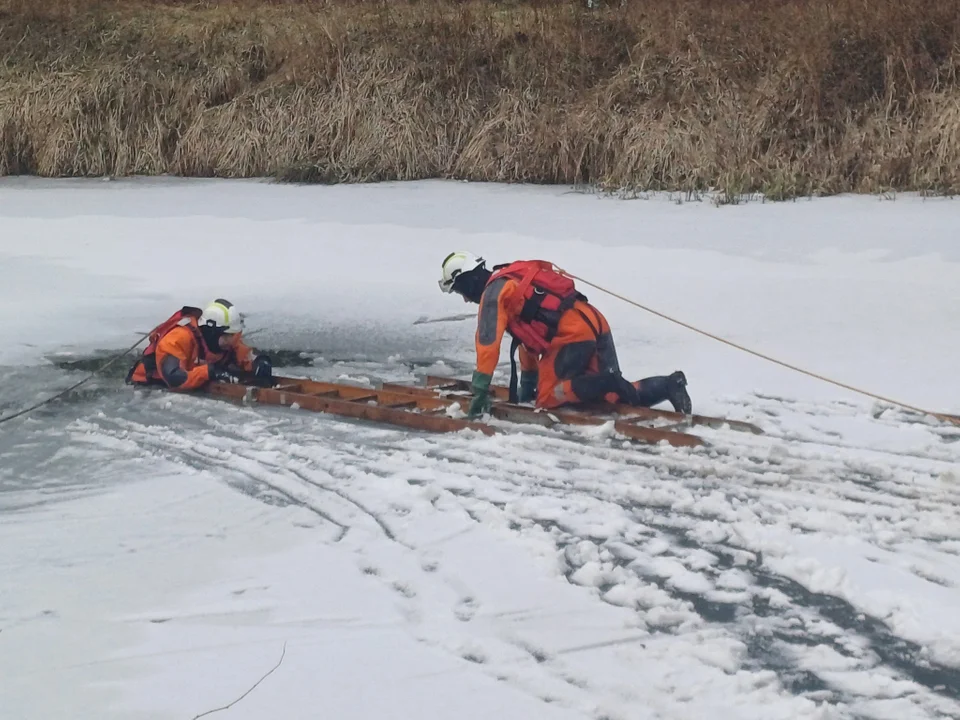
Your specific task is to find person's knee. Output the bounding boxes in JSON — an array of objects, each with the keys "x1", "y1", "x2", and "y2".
[
  {"x1": 535, "y1": 381, "x2": 573, "y2": 408},
  {"x1": 554, "y1": 340, "x2": 597, "y2": 380},
  {"x1": 568, "y1": 371, "x2": 632, "y2": 405}
]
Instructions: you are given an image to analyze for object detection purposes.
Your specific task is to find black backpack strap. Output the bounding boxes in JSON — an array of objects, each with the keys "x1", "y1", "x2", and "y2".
[
  {"x1": 508, "y1": 335, "x2": 521, "y2": 404},
  {"x1": 574, "y1": 305, "x2": 602, "y2": 340}
]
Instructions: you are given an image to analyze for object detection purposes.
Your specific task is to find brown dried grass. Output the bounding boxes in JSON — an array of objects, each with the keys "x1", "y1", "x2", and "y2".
[{"x1": 2, "y1": 0, "x2": 960, "y2": 197}]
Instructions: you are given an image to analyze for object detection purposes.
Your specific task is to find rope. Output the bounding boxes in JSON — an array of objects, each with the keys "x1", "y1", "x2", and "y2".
[
  {"x1": 190, "y1": 641, "x2": 287, "y2": 720},
  {"x1": 0, "y1": 334, "x2": 149, "y2": 427},
  {"x1": 1, "y1": 324, "x2": 263, "y2": 427},
  {"x1": 557, "y1": 268, "x2": 960, "y2": 427}
]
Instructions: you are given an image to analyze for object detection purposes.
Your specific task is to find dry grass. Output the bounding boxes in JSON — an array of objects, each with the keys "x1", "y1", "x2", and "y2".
[{"x1": 2, "y1": 0, "x2": 960, "y2": 197}]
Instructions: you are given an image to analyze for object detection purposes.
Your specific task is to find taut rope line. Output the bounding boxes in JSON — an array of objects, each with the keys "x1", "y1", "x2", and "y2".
[{"x1": 557, "y1": 268, "x2": 960, "y2": 427}]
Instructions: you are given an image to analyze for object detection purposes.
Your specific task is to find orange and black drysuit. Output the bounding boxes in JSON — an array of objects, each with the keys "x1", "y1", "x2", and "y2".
[
  {"x1": 475, "y1": 262, "x2": 627, "y2": 409},
  {"x1": 473, "y1": 261, "x2": 679, "y2": 411},
  {"x1": 127, "y1": 307, "x2": 259, "y2": 391}
]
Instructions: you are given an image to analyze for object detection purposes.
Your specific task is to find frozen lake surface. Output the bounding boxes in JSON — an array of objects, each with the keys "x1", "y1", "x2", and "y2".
[{"x1": 1, "y1": 178, "x2": 959, "y2": 720}]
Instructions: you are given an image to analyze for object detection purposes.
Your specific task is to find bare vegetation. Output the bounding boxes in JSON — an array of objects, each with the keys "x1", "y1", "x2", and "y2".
[{"x1": 2, "y1": 0, "x2": 959, "y2": 197}]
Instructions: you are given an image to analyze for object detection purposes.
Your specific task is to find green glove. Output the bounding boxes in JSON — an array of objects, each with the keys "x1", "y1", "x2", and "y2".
[{"x1": 468, "y1": 371, "x2": 493, "y2": 418}]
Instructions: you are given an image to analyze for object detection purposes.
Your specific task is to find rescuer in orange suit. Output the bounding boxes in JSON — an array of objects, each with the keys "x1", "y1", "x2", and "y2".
[
  {"x1": 438, "y1": 252, "x2": 691, "y2": 418},
  {"x1": 127, "y1": 299, "x2": 272, "y2": 391}
]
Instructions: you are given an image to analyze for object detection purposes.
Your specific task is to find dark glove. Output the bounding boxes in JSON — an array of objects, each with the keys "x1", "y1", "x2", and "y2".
[
  {"x1": 518, "y1": 370, "x2": 538, "y2": 404},
  {"x1": 467, "y1": 371, "x2": 493, "y2": 418},
  {"x1": 252, "y1": 355, "x2": 273, "y2": 379},
  {"x1": 209, "y1": 366, "x2": 240, "y2": 384},
  {"x1": 249, "y1": 355, "x2": 273, "y2": 387}
]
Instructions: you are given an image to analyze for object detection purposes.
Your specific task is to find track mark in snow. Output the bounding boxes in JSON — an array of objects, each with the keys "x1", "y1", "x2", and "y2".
[
  {"x1": 73, "y1": 414, "x2": 353, "y2": 543},
  {"x1": 460, "y1": 646, "x2": 488, "y2": 664},
  {"x1": 454, "y1": 596, "x2": 479, "y2": 622},
  {"x1": 182, "y1": 447, "x2": 351, "y2": 543},
  {"x1": 556, "y1": 636, "x2": 648, "y2": 655},
  {"x1": 391, "y1": 581, "x2": 417, "y2": 599},
  {"x1": 285, "y1": 465, "x2": 403, "y2": 546}
]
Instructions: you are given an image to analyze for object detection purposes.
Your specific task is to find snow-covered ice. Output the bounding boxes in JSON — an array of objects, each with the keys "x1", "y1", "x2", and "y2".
[{"x1": 1, "y1": 178, "x2": 959, "y2": 720}]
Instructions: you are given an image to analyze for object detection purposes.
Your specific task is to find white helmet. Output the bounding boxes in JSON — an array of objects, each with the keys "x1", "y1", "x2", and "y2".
[
  {"x1": 438, "y1": 251, "x2": 485, "y2": 293},
  {"x1": 199, "y1": 298, "x2": 245, "y2": 334}
]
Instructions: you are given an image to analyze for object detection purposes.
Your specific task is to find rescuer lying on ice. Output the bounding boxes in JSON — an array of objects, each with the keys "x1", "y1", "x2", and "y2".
[
  {"x1": 127, "y1": 299, "x2": 272, "y2": 390},
  {"x1": 438, "y1": 252, "x2": 691, "y2": 419}
]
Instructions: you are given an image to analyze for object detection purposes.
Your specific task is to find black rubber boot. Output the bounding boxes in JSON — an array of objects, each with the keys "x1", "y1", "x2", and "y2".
[
  {"x1": 633, "y1": 371, "x2": 692, "y2": 414},
  {"x1": 665, "y1": 371, "x2": 692, "y2": 415}
]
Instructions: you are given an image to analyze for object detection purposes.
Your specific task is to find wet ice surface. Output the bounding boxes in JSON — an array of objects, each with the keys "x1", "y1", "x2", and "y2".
[{"x1": 2, "y1": 179, "x2": 959, "y2": 720}]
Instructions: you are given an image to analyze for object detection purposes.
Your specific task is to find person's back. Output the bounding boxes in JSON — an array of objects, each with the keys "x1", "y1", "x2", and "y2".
[{"x1": 152, "y1": 322, "x2": 211, "y2": 391}]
